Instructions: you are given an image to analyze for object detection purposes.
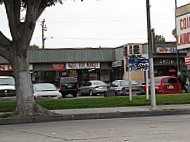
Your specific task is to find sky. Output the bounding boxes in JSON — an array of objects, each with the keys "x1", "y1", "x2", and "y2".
[{"x1": 0, "y1": 0, "x2": 190, "y2": 48}]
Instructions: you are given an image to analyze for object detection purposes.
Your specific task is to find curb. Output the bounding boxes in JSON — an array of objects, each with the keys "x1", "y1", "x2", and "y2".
[{"x1": 1, "y1": 109, "x2": 190, "y2": 125}]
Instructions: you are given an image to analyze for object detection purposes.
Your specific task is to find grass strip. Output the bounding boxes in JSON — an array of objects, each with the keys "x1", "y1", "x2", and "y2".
[{"x1": 0, "y1": 93, "x2": 190, "y2": 113}]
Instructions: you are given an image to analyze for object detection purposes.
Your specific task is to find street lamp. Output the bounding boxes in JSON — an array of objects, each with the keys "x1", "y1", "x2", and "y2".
[{"x1": 146, "y1": 0, "x2": 156, "y2": 108}]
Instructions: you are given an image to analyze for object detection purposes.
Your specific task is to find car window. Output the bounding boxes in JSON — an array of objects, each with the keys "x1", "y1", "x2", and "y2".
[
  {"x1": 34, "y1": 84, "x2": 57, "y2": 92},
  {"x1": 163, "y1": 78, "x2": 178, "y2": 84},
  {"x1": 60, "y1": 77, "x2": 77, "y2": 84},
  {"x1": 0, "y1": 78, "x2": 15, "y2": 85},
  {"x1": 155, "y1": 78, "x2": 161, "y2": 84},
  {"x1": 94, "y1": 81, "x2": 105, "y2": 85},
  {"x1": 87, "y1": 82, "x2": 92, "y2": 86},
  {"x1": 121, "y1": 80, "x2": 128, "y2": 86},
  {"x1": 111, "y1": 81, "x2": 118, "y2": 87}
]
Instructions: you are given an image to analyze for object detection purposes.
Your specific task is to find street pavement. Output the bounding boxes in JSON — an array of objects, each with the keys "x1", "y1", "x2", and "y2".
[{"x1": 1, "y1": 104, "x2": 190, "y2": 125}]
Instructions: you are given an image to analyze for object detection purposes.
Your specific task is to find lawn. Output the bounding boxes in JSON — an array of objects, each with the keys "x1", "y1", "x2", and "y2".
[{"x1": 0, "y1": 93, "x2": 190, "y2": 113}]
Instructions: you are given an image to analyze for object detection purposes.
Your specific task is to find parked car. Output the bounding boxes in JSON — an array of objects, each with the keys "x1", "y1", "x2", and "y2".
[
  {"x1": 59, "y1": 77, "x2": 79, "y2": 97},
  {"x1": 78, "y1": 80, "x2": 108, "y2": 96},
  {"x1": 33, "y1": 83, "x2": 62, "y2": 99},
  {"x1": 142, "y1": 76, "x2": 182, "y2": 94},
  {"x1": 0, "y1": 76, "x2": 16, "y2": 100},
  {"x1": 109, "y1": 80, "x2": 145, "y2": 96}
]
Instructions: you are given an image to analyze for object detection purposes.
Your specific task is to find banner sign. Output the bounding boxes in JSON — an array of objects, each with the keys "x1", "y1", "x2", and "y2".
[{"x1": 66, "y1": 63, "x2": 100, "y2": 69}]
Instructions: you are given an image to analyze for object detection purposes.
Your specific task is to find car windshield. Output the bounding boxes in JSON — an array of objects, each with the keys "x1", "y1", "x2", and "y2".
[
  {"x1": 34, "y1": 84, "x2": 57, "y2": 92},
  {"x1": 163, "y1": 78, "x2": 178, "y2": 83},
  {"x1": 60, "y1": 77, "x2": 77, "y2": 84},
  {"x1": 0, "y1": 78, "x2": 15, "y2": 85}
]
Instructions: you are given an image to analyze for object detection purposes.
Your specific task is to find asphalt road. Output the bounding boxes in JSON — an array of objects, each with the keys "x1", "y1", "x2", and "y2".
[{"x1": 0, "y1": 115, "x2": 190, "y2": 142}]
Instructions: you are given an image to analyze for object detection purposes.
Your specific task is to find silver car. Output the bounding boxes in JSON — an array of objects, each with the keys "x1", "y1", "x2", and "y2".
[
  {"x1": 79, "y1": 80, "x2": 108, "y2": 96},
  {"x1": 33, "y1": 83, "x2": 62, "y2": 99},
  {"x1": 109, "y1": 80, "x2": 145, "y2": 96}
]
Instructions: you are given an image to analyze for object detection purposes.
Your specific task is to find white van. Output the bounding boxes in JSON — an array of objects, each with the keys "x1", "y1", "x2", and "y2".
[{"x1": 0, "y1": 76, "x2": 16, "y2": 100}]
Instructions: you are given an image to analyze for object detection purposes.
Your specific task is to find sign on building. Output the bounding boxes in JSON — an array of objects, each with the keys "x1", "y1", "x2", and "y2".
[
  {"x1": 185, "y1": 56, "x2": 190, "y2": 65},
  {"x1": 66, "y1": 63, "x2": 100, "y2": 69},
  {"x1": 176, "y1": 4, "x2": 190, "y2": 50}
]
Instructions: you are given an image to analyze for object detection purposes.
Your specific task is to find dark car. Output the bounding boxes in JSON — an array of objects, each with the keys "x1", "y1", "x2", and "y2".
[
  {"x1": 143, "y1": 76, "x2": 182, "y2": 94},
  {"x1": 109, "y1": 80, "x2": 145, "y2": 96},
  {"x1": 59, "y1": 77, "x2": 79, "y2": 97}
]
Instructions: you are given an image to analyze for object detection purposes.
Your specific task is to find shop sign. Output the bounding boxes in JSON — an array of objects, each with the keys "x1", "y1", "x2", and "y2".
[
  {"x1": 159, "y1": 59, "x2": 175, "y2": 65},
  {"x1": 53, "y1": 64, "x2": 64, "y2": 70},
  {"x1": 112, "y1": 61, "x2": 122, "y2": 67},
  {"x1": 185, "y1": 56, "x2": 190, "y2": 65},
  {"x1": 0, "y1": 65, "x2": 13, "y2": 71},
  {"x1": 66, "y1": 63, "x2": 100, "y2": 69},
  {"x1": 0, "y1": 64, "x2": 33, "y2": 71},
  {"x1": 156, "y1": 47, "x2": 187, "y2": 53},
  {"x1": 176, "y1": 4, "x2": 190, "y2": 50}
]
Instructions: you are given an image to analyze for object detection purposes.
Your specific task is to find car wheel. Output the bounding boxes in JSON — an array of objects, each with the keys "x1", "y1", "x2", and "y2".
[
  {"x1": 73, "y1": 93, "x2": 77, "y2": 98},
  {"x1": 89, "y1": 90, "x2": 93, "y2": 96}
]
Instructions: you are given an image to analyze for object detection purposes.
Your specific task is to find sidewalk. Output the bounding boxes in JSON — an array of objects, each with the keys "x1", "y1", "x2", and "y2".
[{"x1": 1, "y1": 104, "x2": 190, "y2": 125}]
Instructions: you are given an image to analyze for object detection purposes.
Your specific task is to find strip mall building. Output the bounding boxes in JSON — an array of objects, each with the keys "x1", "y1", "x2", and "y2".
[{"x1": 0, "y1": 42, "x2": 187, "y2": 87}]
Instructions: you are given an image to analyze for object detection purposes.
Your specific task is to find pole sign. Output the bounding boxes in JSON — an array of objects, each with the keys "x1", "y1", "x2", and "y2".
[{"x1": 176, "y1": 4, "x2": 190, "y2": 50}]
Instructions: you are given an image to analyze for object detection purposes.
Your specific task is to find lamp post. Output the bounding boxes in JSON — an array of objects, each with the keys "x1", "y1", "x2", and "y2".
[{"x1": 146, "y1": 0, "x2": 156, "y2": 108}]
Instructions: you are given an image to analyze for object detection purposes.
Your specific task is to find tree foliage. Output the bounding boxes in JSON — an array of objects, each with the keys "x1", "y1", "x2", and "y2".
[
  {"x1": 28, "y1": 44, "x2": 39, "y2": 49},
  {"x1": 154, "y1": 34, "x2": 165, "y2": 43},
  {"x1": 0, "y1": 0, "x2": 83, "y2": 117}
]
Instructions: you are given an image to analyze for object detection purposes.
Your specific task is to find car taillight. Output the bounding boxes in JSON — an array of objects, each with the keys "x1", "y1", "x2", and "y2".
[
  {"x1": 95, "y1": 86, "x2": 99, "y2": 88},
  {"x1": 59, "y1": 84, "x2": 62, "y2": 89},
  {"x1": 77, "y1": 83, "x2": 79, "y2": 88}
]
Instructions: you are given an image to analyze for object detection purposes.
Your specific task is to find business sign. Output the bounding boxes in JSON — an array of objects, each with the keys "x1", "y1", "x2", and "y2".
[
  {"x1": 66, "y1": 63, "x2": 100, "y2": 69},
  {"x1": 176, "y1": 4, "x2": 190, "y2": 50},
  {"x1": 128, "y1": 59, "x2": 149, "y2": 70},
  {"x1": 0, "y1": 65, "x2": 13, "y2": 71},
  {"x1": 112, "y1": 61, "x2": 122, "y2": 67},
  {"x1": 156, "y1": 47, "x2": 187, "y2": 53},
  {"x1": 53, "y1": 64, "x2": 64, "y2": 70},
  {"x1": 185, "y1": 56, "x2": 190, "y2": 65},
  {"x1": 0, "y1": 65, "x2": 33, "y2": 71}
]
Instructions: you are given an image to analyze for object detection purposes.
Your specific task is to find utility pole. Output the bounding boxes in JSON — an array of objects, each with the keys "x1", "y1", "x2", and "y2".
[
  {"x1": 41, "y1": 19, "x2": 47, "y2": 49},
  {"x1": 175, "y1": 0, "x2": 181, "y2": 79},
  {"x1": 146, "y1": 0, "x2": 156, "y2": 108}
]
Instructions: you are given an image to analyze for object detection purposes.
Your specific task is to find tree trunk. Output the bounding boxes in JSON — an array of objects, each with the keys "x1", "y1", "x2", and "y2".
[{"x1": 12, "y1": 52, "x2": 52, "y2": 117}]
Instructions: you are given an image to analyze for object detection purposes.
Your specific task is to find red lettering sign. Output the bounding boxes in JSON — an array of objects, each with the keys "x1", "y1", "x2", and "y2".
[
  {"x1": 185, "y1": 56, "x2": 190, "y2": 65},
  {"x1": 53, "y1": 64, "x2": 64, "y2": 70}
]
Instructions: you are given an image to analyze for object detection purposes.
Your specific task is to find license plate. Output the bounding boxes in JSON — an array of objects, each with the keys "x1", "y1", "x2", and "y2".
[{"x1": 169, "y1": 85, "x2": 174, "y2": 89}]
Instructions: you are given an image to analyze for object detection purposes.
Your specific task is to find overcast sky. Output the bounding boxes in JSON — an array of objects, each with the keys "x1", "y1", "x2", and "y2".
[{"x1": 0, "y1": 0, "x2": 190, "y2": 48}]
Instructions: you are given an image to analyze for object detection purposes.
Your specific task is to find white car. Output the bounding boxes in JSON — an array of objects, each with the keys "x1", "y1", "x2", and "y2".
[
  {"x1": 33, "y1": 83, "x2": 62, "y2": 99},
  {"x1": 0, "y1": 76, "x2": 16, "y2": 101}
]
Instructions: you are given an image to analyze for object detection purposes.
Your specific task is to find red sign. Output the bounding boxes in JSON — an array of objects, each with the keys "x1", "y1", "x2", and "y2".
[
  {"x1": 0, "y1": 65, "x2": 13, "y2": 71},
  {"x1": 185, "y1": 56, "x2": 190, "y2": 65},
  {"x1": 53, "y1": 64, "x2": 64, "y2": 70}
]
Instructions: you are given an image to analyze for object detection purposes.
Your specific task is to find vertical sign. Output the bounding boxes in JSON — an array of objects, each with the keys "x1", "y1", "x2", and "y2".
[{"x1": 176, "y1": 4, "x2": 190, "y2": 50}]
